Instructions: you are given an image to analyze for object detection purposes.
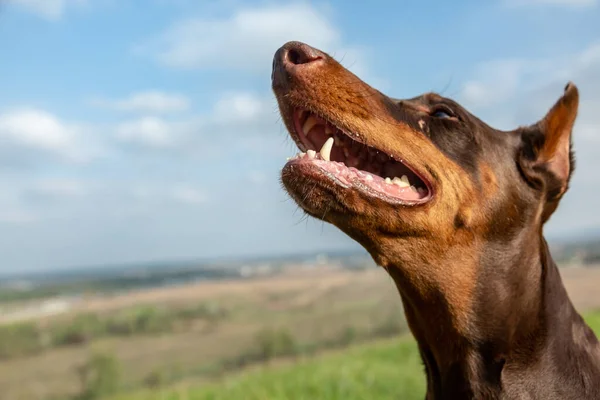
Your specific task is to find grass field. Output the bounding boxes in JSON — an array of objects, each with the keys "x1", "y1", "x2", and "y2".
[
  {"x1": 0, "y1": 268, "x2": 407, "y2": 400},
  {"x1": 111, "y1": 311, "x2": 600, "y2": 400},
  {"x1": 2, "y1": 266, "x2": 600, "y2": 400},
  {"x1": 111, "y1": 338, "x2": 425, "y2": 400}
]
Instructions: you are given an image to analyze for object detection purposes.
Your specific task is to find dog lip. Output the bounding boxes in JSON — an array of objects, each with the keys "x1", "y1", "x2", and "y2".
[
  {"x1": 283, "y1": 158, "x2": 433, "y2": 206},
  {"x1": 282, "y1": 107, "x2": 435, "y2": 205}
]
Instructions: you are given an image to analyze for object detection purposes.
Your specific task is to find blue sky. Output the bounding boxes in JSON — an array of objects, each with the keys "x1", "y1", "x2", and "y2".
[{"x1": 0, "y1": 0, "x2": 599, "y2": 272}]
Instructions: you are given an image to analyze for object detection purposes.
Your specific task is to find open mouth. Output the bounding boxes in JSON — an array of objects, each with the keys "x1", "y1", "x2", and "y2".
[{"x1": 285, "y1": 109, "x2": 432, "y2": 204}]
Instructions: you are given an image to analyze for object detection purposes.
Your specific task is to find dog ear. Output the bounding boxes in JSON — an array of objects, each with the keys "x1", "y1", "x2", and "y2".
[{"x1": 518, "y1": 82, "x2": 579, "y2": 223}]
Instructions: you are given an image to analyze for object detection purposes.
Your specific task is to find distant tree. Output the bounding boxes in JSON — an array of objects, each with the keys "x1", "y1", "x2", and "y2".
[
  {"x1": 254, "y1": 327, "x2": 297, "y2": 362},
  {"x1": 75, "y1": 351, "x2": 121, "y2": 400}
]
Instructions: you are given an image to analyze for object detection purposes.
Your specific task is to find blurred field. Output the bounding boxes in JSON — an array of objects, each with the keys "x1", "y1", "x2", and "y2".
[
  {"x1": 0, "y1": 267, "x2": 405, "y2": 400},
  {"x1": 110, "y1": 338, "x2": 426, "y2": 400},
  {"x1": 109, "y1": 311, "x2": 600, "y2": 400},
  {"x1": 1, "y1": 265, "x2": 600, "y2": 400}
]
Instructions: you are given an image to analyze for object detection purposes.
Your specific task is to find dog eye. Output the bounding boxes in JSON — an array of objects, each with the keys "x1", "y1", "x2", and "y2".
[{"x1": 431, "y1": 108, "x2": 454, "y2": 119}]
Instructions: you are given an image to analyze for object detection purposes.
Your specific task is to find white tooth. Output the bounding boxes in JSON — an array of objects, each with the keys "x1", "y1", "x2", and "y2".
[
  {"x1": 320, "y1": 137, "x2": 334, "y2": 161},
  {"x1": 307, "y1": 150, "x2": 316, "y2": 159},
  {"x1": 299, "y1": 152, "x2": 306, "y2": 158},
  {"x1": 410, "y1": 185, "x2": 417, "y2": 192},
  {"x1": 385, "y1": 177, "x2": 392, "y2": 184},
  {"x1": 303, "y1": 116, "x2": 318, "y2": 135},
  {"x1": 365, "y1": 175, "x2": 374, "y2": 181},
  {"x1": 392, "y1": 177, "x2": 409, "y2": 188},
  {"x1": 400, "y1": 175, "x2": 410, "y2": 185}
]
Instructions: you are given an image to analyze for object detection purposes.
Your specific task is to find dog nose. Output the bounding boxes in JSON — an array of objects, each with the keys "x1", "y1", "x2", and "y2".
[
  {"x1": 272, "y1": 41, "x2": 325, "y2": 87},
  {"x1": 279, "y1": 41, "x2": 323, "y2": 66}
]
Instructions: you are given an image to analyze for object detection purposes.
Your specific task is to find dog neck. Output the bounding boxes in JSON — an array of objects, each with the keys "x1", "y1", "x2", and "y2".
[{"x1": 380, "y1": 232, "x2": 600, "y2": 400}]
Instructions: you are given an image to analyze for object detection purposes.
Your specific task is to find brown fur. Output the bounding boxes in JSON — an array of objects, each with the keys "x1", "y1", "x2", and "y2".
[{"x1": 272, "y1": 41, "x2": 600, "y2": 399}]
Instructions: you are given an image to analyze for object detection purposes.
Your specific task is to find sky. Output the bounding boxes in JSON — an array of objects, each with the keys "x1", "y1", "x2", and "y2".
[{"x1": 0, "y1": 0, "x2": 599, "y2": 272}]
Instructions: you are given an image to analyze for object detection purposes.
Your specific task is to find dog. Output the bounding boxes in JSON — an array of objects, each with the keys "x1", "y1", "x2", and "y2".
[{"x1": 271, "y1": 41, "x2": 600, "y2": 399}]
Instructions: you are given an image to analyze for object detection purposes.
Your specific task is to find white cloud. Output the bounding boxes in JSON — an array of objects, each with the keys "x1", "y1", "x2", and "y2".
[
  {"x1": 459, "y1": 58, "x2": 562, "y2": 112},
  {"x1": 0, "y1": 177, "x2": 94, "y2": 225},
  {"x1": 90, "y1": 91, "x2": 190, "y2": 114},
  {"x1": 503, "y1": 0, "x2": 597, "y2": 7},
  {"x1": 0, "y1": 109, "x2": 74, "y2": 151},
  {"x1": 459, "y1": 42, "x2": 600, "y2": 115},
  {"x1": 0, "y1": 108, "x2": 102, "y2": 165},
  {"x1": 0, "y1": 176, "x2": 210, "y2": 228},
  {"x1": 128, "y1": 182, "x2": 209, "y2": 206},
  {"x1": 135, "y1": 3, "x2": 359, "y2": 73},
  {"x1": 113, "y1": 91, "x2": 278, "y2": 156},
  {"x1": 115, "y1": 117, "x2": 176, "y2": 148},
  {"x1": 213, "y1": 92, "x2": 265, "y2": 122},
  {"x1": 6, "y1": 0, "x2": 86, "y2": 20}
]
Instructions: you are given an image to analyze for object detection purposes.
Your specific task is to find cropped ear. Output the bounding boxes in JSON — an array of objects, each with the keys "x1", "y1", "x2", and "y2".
[{"x1": 518, "y1": 82, "x2": 579, "y2": 223}]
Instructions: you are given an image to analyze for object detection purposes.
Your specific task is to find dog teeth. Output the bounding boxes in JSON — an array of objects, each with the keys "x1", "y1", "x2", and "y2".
[
  {"x1": 365, "y1": 175, "x2": 373, "y2": 181},
  {"x1": 303, "y1": 115, "x2": 318, "y2": 135},
  {"x1": 392, "y1": 177, "x2": 410, "y2": 188},
  {"x1": 320, "y1": 137, "x2": 334, "y2": 161},
  {"x1": 385, "y1": 177, "x2": 392, "y2": 184},
  {"x1": 410, "y1": 185, "x2": 417, "y2": 192},
  {"x1": 307, "y1": 150, "x2": 316, "y2": 159}
]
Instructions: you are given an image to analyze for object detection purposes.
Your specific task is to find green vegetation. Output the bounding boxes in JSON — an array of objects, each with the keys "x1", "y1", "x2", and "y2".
[
  {"x1": 62, "y1": 309, "x2": 408, "y2": 399},
  {"x1": 254, "y1": 327, "x2": 298, "y2": 362},
  {"x1": 2, "y1": 268, "x2": 599, "y2": 400},
  {"x1": 0, "y1": 322, "x2": 45, "y2": 359},
  {"x1": 109, "y1": 338, "x2": 425, "y2": 400},
  {"x1": 0, "y1": 269, "x2": 407, "y2": 400},
  {"x1": 0, "y1": 302, "x2": 227, "y2": 359},
  {"x1": 76, "y1": 352, "x2": 122, "y2": 400},
  {"x1": 107, "y1": 311, "x2": 600, "y2": 400}
]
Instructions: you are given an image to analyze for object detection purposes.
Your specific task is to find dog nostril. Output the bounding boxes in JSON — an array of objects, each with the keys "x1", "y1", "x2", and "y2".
[
  {"x1": 285, "y1": 44, "x2": 321, "y2": 66},
  {"x1": 287, "y1": 48, "x2": 303, "y2": 65}
]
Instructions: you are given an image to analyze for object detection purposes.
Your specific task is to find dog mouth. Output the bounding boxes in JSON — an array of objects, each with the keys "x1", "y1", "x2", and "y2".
[{"x1": 284, "y1": 109, "x2": 432, "y2": 204}]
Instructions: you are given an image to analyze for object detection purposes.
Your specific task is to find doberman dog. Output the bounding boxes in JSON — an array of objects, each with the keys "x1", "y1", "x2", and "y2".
[{"x1": 271, "y1": 41, "x2": 600, "y2": 399}]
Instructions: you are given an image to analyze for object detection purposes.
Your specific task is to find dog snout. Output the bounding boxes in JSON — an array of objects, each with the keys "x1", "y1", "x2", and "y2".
[{"x1": 272, "y1": 41, "x2": 325, "y2": 89}]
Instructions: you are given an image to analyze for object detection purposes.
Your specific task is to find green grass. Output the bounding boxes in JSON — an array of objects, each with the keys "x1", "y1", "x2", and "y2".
[
  {"x1": 584, "y1": 310, "x2": 600, "y2": 332},
  {"x1": 0, "y1": 269, "x2": 407, "y2": 400},
  {"x1": 109, "y1": 311, "x2": 600, "y2": 400},
  {"x1": 111, "y1": 337, "x2": 425, "y2": 400}
]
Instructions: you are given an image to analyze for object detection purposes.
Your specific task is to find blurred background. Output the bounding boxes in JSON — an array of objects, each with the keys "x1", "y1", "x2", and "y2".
[{"x1": 0, "y1": 1, "x2": 599, "y2": 399}]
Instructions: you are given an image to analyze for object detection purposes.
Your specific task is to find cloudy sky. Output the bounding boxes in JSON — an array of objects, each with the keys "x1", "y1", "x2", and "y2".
[{"x1": 0, "y1": 0, "x2": 599, "y2": 272}]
